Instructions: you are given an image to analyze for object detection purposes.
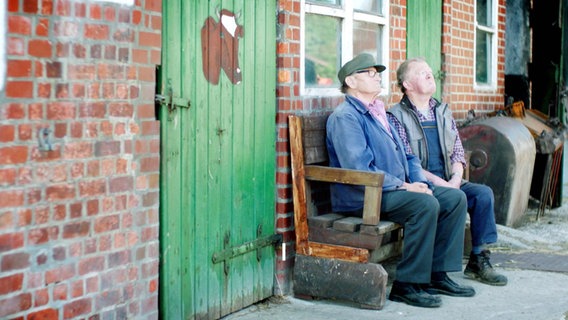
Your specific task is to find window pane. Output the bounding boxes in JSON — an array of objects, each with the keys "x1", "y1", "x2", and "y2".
[
  {"x1": 307, "y1": 0, "x2": 340, "y2": 6},
  {"x1": 305, "y1": 14, "x2": 341, "y2": 87},
  {"x1": 476, "y1": 30, "x2": 491, "y2": 83},
  {"x1": 353, "y1": 21, "x2": 382, "y2": 62},
  {"x1": 353, "y1": 0, "x2": 382, "y2": 14},
  {"x1": 476, "y1": 0, "x2": 492, "y2": 27}
]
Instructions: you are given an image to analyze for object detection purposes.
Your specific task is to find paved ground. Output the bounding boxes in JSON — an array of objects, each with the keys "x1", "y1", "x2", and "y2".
[{"x1": 224, "y1": 144, "x2": 568, "y2": 320}]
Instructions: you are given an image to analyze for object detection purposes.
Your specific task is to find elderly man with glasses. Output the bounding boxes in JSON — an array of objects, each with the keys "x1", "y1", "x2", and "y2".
[{"x1": 326, "y1": 53, "x2": 474, "y2": 308}]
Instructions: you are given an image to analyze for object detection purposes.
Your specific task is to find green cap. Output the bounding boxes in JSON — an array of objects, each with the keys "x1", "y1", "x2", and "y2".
[{"x1": 337, "y1": 53, "x2": 386, "y2": 84}]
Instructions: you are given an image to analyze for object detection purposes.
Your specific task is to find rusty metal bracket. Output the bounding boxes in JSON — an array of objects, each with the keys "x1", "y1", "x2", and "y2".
[{"x1": 211, "y1": 231, "x2": 282, "y2": 265}]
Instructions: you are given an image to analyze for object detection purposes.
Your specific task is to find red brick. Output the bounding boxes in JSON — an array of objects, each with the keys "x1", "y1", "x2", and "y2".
[
  {"x1": 78, "y1": 179, "x2": 105, "y2": 197},
  {"x1": 36, "y1": 18, "x2": 49, "y2": 36},
  {"x1": 74, "y1": 2, "x2": 86, "y2": 17},
  {"x1": 7, "y1": 37, "x2": 25, "y2": 55},
  {"x1": 142, "y1": 192, "x2": 158, "y2": 207},
  {"x1": 94, "y1": 215, "x2": 119, "y2": 233},
  {"x1": 145, "y1": 0, "x2": 161, "y2": 13},
  {"x1": 7, "y1": 59, "x2": 32, "y2": 77},
  {"x1": 23, "y1": 0, "x2": 39, "y2": 13},
  {"x1": 138, "y1": 31, "x2": 161, "y2": 47},
  {"x1": 27, "y1": 308, "x2": 59, "y2": 320},
  {"x1": 63, "y1": 298, "x2": 91, "y2": 319},
  {"x1": 72, "y1": 83, "x2": 86, "y2": 98},
  {"x1": 62, "y1": 221, "x2": 90, "y2": 239},
  {"x1": 1, "y1": 251, "x2": 30, "y2": 271},
  {"x1": 138, "y1": 65, "x2": 155, "y2": 81},
  {"x1": 72, "y1": 44, "x2": 86, "y2": 58},
  {"x1": 7, "y1": 0, "x2": 19, "y2": 12},
  {"x1": 52, "y1": 246, "x2": 66, "y2": 261},
  {"x1": 0, "y1": 125, "x2": 15, "y2": 142},
  {"x1": 46, "y1": 101, "x2": 76, "y2": 120},
  {"x1": 55, "y1": 82, "x2": 68, "y2": 98},
  {"x1": 0, "y1": 146, "x2": 27, "y2": 165},
  {"x1": 18, "y1": 124, "x2": 33, "y2": 141},
  {"x1": 5, "y1": 81, "x2": 33, "y2": 98},
  {"x1": 141, "y1": 121, "x2": 159, "y2": 135},
  {"x1": 0, "y1": 168, "x2": 17, "y2": 185},
  {"x1": 109, "y1": 176, "x2": 133, "y2": 193},
  {"x1": 46, "y1": 184, "x2": 75, "y2": 200},
  {"x1": 0, "y1": 189, "x2": 25, "y2": 208},
  {"x1": 46, "y1": 61, "x2": 63, "y2": 78},
  {"x1": 55, "y1": 0, "x2": 71, "y2": 16},
  {"x1": 56, "y1": 42, "x2": 70, "y2": 57},
  {"x1": 64, "y1": 142, "x2": 93, "y2": 159},
  {"x1": 69, "y1": 202, "x2": 82, "y2": 219},
  {"x1": 86, "y1": 276, "x2": 99, "y2": 294},
  {"x1": 28, "y1": 227, "x2": 50, "y2": 245},
  {"x1": 28, "y1": 39, "x2": 52, "y2": 57},
  {"x1": 45, "y1": 264, "x2": 75, "y2": 284},
  {"x1": 140, "y1": 156, "x2": 159, "y2": 172},
  {"x1": 78, "y1": 256, "x2": 105, "y2": 275},
  {"x1": 0, "y1": 273, "x2": 24, "y2": 295},
  {"x1": 33, "y1": 289, "x2": 49, "y2": 307},
  {"x1": 18, "y1": 209, "x2": 32, "y2": 226},
  {"x1": 8, "y1": 16, "x2": 32, "y2": 35},
  {"x1": 95, "y1": 140, "x2": 120, "y2": 156},
  {"x1": 53, "y1": 283, "x2": 67, "y2": 300},
  {"x1": 104, "y1": 6, "x2": 116, "y2": 21},
  {"x1": 86, "y1": 199, "x2": 99, "y2": 216},
  {"x1": 68, "y1": 64, "x2": 96, "y2": 80},
  {"x1": 29, "y1": 103, "x2": 44, "y2": 120},
  {"x1": 0, "y1": 293, "x2": 32, "y2": 318},
  {"x1": 84, "y1": 23, "x2": 109, "y2": 40},
  {"x1": 71, "y1": 280, "x2": 84, "y2": 298}
]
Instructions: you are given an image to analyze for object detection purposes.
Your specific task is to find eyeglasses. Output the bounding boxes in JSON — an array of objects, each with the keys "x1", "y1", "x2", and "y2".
[{"x1": 354, "y1": 69, "x2": 379, "y2": 78}]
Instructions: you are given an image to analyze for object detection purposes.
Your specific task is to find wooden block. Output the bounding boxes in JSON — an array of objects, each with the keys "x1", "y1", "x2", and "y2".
[
  {"x1": 308, "y1": 213, "x2": 345, "y2": 228},
  {"x1": 293, "y1": 254, "x2": 388, "y2": 309},
  {"x1": 360, "y1": 220, "x2": 402, "y2": 236},
  {"x1": 333, "y1": 216, "x2": 362, "y2": 232},
  {"x1": 309, "y1": 227, "x2": 382, "y2": 250}
]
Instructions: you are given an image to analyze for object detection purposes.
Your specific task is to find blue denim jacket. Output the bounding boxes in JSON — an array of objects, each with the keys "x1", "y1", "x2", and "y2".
[{"x1": 326, "y1": 95, "x2": 428, "y2": 212}]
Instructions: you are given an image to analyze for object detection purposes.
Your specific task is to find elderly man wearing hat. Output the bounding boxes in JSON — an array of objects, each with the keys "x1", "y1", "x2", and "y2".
[{"x1": 326, "y1": 53, "x2": 474, "y2": 308}]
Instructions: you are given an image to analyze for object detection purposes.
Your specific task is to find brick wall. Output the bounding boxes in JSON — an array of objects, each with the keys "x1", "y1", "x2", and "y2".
[
  {"x1": 441, "y1": 0, "x2": 507, "y2": 119},
  {"x1": 0, "y1": 0, "x2": 162, "y2": 319},
  {"x1": 274, "y1": 0, "x2": 506, "y2": 295}
]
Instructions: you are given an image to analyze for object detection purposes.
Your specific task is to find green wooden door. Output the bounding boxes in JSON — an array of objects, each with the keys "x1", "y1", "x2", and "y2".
[
  {"x1": 159, "y1": 1, "x2": 278, "y2": 319},
  {"x1": 406, "y1": 0, "x2": 443, "y2": 99}
]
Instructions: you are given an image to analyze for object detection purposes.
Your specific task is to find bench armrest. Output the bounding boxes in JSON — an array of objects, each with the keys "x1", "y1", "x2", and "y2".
[{"x1": 305, "y1": 165, "x2": 384, "y2": 225}]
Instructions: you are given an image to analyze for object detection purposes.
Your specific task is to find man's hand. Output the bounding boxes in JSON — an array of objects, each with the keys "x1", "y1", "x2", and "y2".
[
  {"x1": 401, "y1": 182, "x2": 433, "y2": 195},
  {"x1": 447, "y1": 174, "x2": 462, "y2": 189}
]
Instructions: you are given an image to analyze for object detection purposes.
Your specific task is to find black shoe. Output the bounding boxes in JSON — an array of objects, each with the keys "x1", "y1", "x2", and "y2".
[
  {"x1": 465, "y1": 250, "x2": 508, "y2": 286},
  {"x1": 389, "y1": 281, "x2": 442, "y2": 308},
  {"x1": 425, "y1": 273, "x2": 476, "y2": 297}
]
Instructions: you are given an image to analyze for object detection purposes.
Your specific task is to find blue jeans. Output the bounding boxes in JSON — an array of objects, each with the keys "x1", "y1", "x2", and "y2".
[{"x1": 460, "y1": 181, "x2": 498, "y2": 247}]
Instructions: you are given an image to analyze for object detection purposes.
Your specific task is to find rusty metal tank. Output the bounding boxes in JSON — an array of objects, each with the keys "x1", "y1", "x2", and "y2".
[{"x1": 459, "y1": 116, "x2": 536, "y2": 227}]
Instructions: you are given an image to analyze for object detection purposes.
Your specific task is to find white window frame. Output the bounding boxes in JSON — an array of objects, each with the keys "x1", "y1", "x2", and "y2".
[
  {"x1": 474, "y1": 0, "x2": 498, "y2": 89},
  {"x1": 301, "y1": 0, "x2": 390, "y2": 96}
]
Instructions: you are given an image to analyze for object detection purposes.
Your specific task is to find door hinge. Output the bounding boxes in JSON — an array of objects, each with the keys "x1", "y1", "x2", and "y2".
[{"x1": 211, "y1": 229, "x2": 282, "y2": 264}]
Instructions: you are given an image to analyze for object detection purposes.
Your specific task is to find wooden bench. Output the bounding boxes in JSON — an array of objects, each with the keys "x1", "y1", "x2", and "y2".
[{"x1": 288, "y1": 114, "x2": 403, "y2": 309}]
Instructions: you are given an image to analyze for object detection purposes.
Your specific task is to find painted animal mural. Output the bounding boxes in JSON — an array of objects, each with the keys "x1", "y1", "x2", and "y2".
[{"x1": 201, "y1": 8, "x2": 243, "y2": 85}]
